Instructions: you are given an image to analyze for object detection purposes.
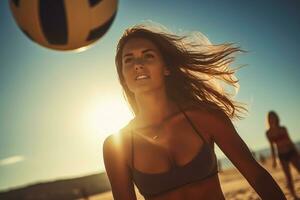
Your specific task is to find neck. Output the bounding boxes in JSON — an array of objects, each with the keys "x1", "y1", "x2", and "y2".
[{"x1": 134, "y1": 88, "x2": 178, "y2": 127}]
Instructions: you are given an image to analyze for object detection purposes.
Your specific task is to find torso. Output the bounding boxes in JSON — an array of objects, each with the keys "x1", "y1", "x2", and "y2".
[
  {"x1": 142, "y1": 175, "x2": 224, "y2": 200},
  {"x1": 267, "y1": 126, "x2": 293, "y2": 153},
  {"x1": 121, "y1": 107, "x2": 225, "y2": 200}
]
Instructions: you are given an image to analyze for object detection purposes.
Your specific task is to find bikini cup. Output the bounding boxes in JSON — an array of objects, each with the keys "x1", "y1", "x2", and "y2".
[{"x1": 130, "y1": 110, "x2": 218, "y2": 197}]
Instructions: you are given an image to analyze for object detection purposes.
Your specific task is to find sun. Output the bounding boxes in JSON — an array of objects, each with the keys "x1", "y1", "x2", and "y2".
[{"x1": 84, "y1": 95, "x2": 133, "y2": 139}]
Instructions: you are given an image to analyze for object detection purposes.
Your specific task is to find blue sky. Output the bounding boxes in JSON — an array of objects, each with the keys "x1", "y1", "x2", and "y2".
[{"x1": 0, "y1": 0, "x2": 300, "y2": 191}]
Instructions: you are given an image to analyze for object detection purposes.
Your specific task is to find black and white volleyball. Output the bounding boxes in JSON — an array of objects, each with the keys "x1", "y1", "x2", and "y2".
[{"x1": 9, "y1": 0, "x2": 118, "y2": 51}]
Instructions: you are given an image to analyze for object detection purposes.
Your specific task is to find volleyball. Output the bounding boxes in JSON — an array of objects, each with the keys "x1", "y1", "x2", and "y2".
[{"x1": 9, "y1": 0, "x2": 118, "y2": 51}]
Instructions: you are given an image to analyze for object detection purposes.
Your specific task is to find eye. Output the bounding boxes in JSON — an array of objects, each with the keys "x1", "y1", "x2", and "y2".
[
  {"x1": 144, "y1": 53, "x2": 155, "y2": 59},
  {"x1": 124, "y1": 57, "x2": 133, "y2": 64}
]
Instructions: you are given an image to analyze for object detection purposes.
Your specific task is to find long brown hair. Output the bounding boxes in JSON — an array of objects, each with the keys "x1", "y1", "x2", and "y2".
[{"x1": 115, "y1": 23, "x2": 246, "y2": 119}]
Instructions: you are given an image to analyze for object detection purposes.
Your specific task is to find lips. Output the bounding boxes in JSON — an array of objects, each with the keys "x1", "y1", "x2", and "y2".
[{"x1": 135, "y1": 74, "x2": 150, "y2": 80}]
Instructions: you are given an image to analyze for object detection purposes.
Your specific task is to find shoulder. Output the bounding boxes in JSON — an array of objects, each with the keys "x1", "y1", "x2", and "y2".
[
  {"x1": 183, "y1": 105, "x2": 232, "y2": 140},
  {"x1": 280, "y1": 126, "x2": 288, "y2": 134},
  {"x1": 280, "y1": 126, "x2": 287, "y2": 131},
  {"x1": 103, "y1": 121, "x2": 133, "y2": 164},
  {"x1": 184, "y1": 105, "x2": 230, "y2": 126}
]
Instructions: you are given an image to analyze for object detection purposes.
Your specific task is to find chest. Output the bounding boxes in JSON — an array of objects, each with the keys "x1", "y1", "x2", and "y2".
[
  {"x1": 132, "y1": 117, "x2": 212, "y2": 173},
  {"x1": 268, "y1": 128, "x2": 287, "y2": 142}
]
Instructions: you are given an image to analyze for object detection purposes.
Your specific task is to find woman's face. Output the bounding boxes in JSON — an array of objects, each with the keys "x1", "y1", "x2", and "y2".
[
  {"x1": 121, "y1": 37, "x2": 169, "y2": 94},
  {"x1": 268, "y1": 114, "x2": 278, "y2": 128}
]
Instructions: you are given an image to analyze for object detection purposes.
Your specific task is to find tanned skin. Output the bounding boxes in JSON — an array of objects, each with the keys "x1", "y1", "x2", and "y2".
[{"x1": 103, "y1": 38, "x2": 286, "y2": 200}]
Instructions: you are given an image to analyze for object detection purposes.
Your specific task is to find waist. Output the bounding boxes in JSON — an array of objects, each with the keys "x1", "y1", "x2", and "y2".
[
  {"x1": 141, "y1": 173, "x2": 221, "y2": 199},
  {"x1": 278, "y1": 146, "x2": 296, "y2": 155},
  {"x1": 277, "y1": 144, "x2": 295, "y2": 153}
]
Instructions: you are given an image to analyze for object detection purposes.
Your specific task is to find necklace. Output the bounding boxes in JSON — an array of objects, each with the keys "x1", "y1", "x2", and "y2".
[
  {"x1": 152, "y1": 135, "x2": 159, "y2": 140},
  {"x1": 135, "y1": 108, "x2": 182, "y2": 140},
  {"x1": 149, "y1": 124, "x2": 161, "y2": 140}
]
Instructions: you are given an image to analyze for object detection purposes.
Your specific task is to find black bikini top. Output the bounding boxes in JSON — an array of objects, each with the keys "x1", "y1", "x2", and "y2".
[
  {"x1": 130, "y1": 109, "x2": 218, "y2": 197},
  {"x1": 267, "y1": 127, "x2": 288, "y2": 143}
]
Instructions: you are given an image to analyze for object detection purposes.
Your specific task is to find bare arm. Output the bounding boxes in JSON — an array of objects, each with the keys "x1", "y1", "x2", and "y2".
[
  {"x1": 203, "y1": 112, "x2": 286, "y2": 199},
  {"x1": 283, "y1": 127, "x2": 296, "y2": 148},
  {"x1": 266, "y1": 132, "x2": 277, "y2": 168},
  {"x1": 103, "y1": 134, "x2": 137, "y2": 200}
]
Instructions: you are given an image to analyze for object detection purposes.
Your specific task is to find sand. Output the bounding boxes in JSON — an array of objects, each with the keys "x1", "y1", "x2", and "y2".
[{"x1": 87, "y1": 159, "x2": 300, "y2": 200}]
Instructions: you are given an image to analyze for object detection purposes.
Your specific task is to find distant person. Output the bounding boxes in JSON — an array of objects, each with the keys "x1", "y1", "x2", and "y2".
[
  {"x1": 266, "y1": 111, "x2": 300, "y2": 198},
  {"x1": 103, "y1": 23, "x2": 286, "y2": 200}
]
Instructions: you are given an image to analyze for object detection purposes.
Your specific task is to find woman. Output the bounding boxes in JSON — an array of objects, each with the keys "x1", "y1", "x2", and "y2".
[
  {"x1": 266, "y1": 111, "x2": 300, "y2": 199},
  {"x1": 103, "y1": 23, "x2": 286, "y2": 200}
]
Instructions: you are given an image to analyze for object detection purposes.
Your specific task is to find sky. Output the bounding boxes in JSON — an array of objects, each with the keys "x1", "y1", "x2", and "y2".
[{"x1": 1, "y1": 0, "x2": 300, "y2": 191}]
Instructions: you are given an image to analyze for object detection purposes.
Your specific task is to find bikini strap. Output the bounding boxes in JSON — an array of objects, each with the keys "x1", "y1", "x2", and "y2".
[{"x1": 178, "y1": 105, "x2": 208, "y2": 144}]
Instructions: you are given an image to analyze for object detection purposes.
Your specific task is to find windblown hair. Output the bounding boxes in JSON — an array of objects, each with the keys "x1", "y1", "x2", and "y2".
[{"x1": 115, "y1": 23, "x2": 246, "y2": 119}]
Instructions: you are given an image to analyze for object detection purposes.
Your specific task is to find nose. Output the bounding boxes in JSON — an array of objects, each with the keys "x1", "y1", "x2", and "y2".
[
  {"x1": 134, "y1": 58, "x2": 144, "y2": 71},
  {"x1": 135, "y1": 64, "x2": 144, "y2": 71}
]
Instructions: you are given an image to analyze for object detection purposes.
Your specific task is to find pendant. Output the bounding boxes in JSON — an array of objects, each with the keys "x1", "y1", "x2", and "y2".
[{"x1": 152, "y1": 135, "x2": 159, "y2": 140}]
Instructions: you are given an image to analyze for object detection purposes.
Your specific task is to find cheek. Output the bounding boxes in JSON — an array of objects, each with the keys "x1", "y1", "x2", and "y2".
[
  {"x1": 122, "y1": 66, "x2": 131, "y2": 81},
  {"x1": 150, "y1": 63, "x2": 166, "y2": 78},
  {"x1": 122, "y1": 67, "x2": 135, "y2": 89}
]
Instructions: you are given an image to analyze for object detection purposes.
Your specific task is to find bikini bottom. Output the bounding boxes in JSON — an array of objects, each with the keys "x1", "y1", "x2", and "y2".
[{"x1": 278, "y1": 148, "x2": 298, "y2": 162}]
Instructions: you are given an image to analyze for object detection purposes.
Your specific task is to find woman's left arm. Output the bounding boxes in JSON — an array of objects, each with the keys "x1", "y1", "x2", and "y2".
[
  {"x1": 202, "y1": 112, "x2": 286, "y2": 199},
  {"x1": 283, "y1": 127, "x2": 296, "y2": 148}
]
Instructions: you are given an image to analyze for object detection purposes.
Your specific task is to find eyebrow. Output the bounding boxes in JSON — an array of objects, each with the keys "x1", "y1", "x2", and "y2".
[{"x1": 123, "y1": 49, "x2": 156, "y2": 58}]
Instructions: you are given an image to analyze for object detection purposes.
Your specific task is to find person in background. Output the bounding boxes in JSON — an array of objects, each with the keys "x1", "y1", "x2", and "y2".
[{"x1": 266, "y1": 111, "x2": 300, "y2": 199}]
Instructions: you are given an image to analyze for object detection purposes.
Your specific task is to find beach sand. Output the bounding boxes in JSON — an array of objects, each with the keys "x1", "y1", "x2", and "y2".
[{"x1": 88, "y1": 158, "x2": 300, "y2": 200}]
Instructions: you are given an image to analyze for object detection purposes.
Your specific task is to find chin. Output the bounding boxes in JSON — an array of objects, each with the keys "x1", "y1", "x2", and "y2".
[
  {"x1": 134, "y1": 87, "x2": 154, "y2": 94},
  {"x1": 134, "y1": 85, "x2": 165, "y2": 95}
]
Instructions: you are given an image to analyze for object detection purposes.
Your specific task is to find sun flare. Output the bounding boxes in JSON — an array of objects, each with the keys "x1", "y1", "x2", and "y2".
[{"x1": 84, "y1": 96, "x2": 133, "y2": 139}]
